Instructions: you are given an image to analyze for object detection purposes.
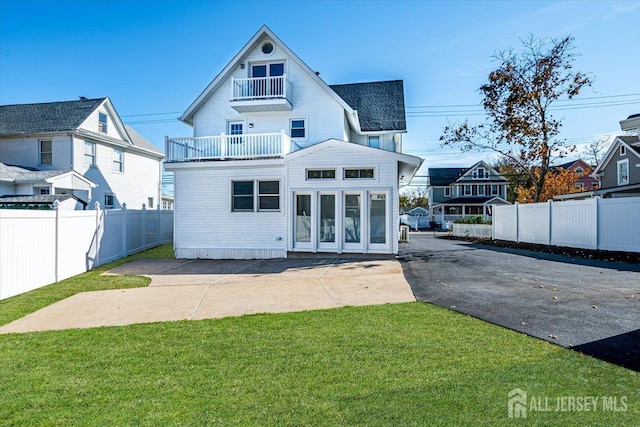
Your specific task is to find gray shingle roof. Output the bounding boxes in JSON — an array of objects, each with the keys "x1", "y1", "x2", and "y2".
[
  {"x1": 428, "y1": 168, "x2": 468, "y2": 186},
  {"x1": 0, "y1": 194, "x2": 82, "y2": 205},
  {"x1": 0, "y1": 98, "x2": 106, "y2": 134},
  {"x1": 0, "y1": 163, "x2": 72, "y2": 182},
  {"x1": 619, "y1": 135, "x2": 640, "y2": 144},
  {"x1": 329, "y1": 80, "x2": 406, "y2": 132},
  {"x1": 124, "y1": 125, "x2": 163, "y2": 155}
]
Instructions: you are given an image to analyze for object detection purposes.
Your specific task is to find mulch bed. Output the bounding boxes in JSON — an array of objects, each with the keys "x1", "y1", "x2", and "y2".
[{"x1": 442, "y1": 236, "x2": 640, "y2": 264}]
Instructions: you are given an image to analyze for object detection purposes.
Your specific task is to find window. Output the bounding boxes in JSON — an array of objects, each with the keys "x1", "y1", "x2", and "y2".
[
  {"x1": 35, "y1": 187, "x2": 50, "y2": 195},
  {"x1": 444, "y1": 187, "x2": 452, "y2": 197},
  {"x1": 84, "y1": 141, "x2": 96, "y2": 167},
  {"x1": 112, "y1": 148, "x2": 124, "y2": 172},
  {"x1": 575, "y1": 182, "x2": 585, "y2": 189},
  {"x1": 148, "y1": 197, "x2": 154, "y2": 209},
  {"x1": 464, "y1": 185, "x2": 472, "y2": 196},
  {"x1": 258, "y1": 181, "x2": 280, "y2": 211},
  {"x1": 491, "y1": 185, "x2": 499, "y2": 195},
  {"x1": 232, "y1": 181, "x2": 254, "y2": 211},
  {"x1": 228, "y1": 121, "x2": 243, "y2": 143},
  {"x1": 307, "y1": 169, "x2": 336, "y2": 180},
  {"x1": 232, "y1": 180, "x2": 280, "y2": 212},
  {"x1": 477, "y1": 168, "x2": 484, "y2": 179},
  {"x1": 478, "y1": 185, "x2": 485, "y2": 196},
  {"x1": 261, "y1": 42, "x2": 274, "y2": 54},
  {"x1": 290, "y1": 119, "x2": 305, "y2": 138},
  {"x1": 368, "y1": 136, "x2": 380, "y2": 149},
  {"x1": 617, "y1": 159, "x2": 629, "y2": 185},
  {"x1": 39, "y1": 140, "x2": 52, "y2": 165},
  {"x1": 104, "y1": 194, "x2": 114, "y2": 208},
  {"x1": 620, "y1": 145, "x2": 627, "y2": 156},
  {"x1": 344, "y1": 168, "x2": 374, "y2": 179},
  {"x1": 99, "y1": 113, "x2": 107, "y2": 133},
  {"x1": 575, "y1": 166, "x2": 584, "y2": 173}
]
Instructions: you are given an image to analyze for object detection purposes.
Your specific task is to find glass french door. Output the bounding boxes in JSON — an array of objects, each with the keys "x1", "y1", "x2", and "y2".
[
  {"x1": 369, "y1": 193, "x2": 387, "y2": 247},
  {"x1": 344, "y1": 193, "x2": 362, "y2": 250},
  {"x1": 294, "y1": 193, "x2": 312, "y2": 249},
  {"x1": 318, "y1": 193, "x2": 336, "y2": 250}
]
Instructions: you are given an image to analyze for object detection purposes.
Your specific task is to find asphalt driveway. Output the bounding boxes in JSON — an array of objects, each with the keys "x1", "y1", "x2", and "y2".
[{"x1": 398, "y1": 233, "x2": 640, "y2": 370}]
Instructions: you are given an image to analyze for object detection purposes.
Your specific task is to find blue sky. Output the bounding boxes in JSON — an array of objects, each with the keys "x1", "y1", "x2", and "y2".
[{"x1": 1, "y1": 0, "x2": 639, "y2": 175}]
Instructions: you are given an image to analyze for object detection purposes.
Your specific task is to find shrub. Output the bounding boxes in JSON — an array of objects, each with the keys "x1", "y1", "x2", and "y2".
[{"x1": 454, "y1": 216, "x2": 488, "y2": 224}]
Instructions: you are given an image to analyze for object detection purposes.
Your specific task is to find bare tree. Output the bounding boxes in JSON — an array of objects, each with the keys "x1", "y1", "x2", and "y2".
[
  {"x1": 441, "y1": 35, "x2": 593, "y2": 203},
  {"x1": 583, "y1": 136, "x2": 610, "y2": 167}
]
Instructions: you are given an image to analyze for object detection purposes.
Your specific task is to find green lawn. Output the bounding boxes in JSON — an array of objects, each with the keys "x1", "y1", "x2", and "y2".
[{"x1": 0, "y1": 245, "x2": 638, "y2": 425}]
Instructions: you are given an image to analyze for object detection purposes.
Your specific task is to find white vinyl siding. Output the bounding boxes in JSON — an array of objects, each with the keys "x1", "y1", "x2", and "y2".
[{"x1": 0, "y1": 136, "x2": 72, "y2": 170}]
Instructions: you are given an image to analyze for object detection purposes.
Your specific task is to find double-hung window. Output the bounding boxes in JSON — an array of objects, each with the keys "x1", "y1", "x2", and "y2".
[
  {"x1": 444, "y1": 186, "x2": 452, "y2": 197},
  {"x1": 39, "y1": 140, "x2": 52, "y2": 165},
  {"x1": 84, "y1": 141, "x2": 96, "y2": 167},
  {"x1": 232, "y1": 180, "x2": 280, "y2": 212},
  {"x1": 290, "y1": 119, "x2": 305, "y2": 138},
  {"x1": 464, "y1": 185, "x2": 472, "y2": 196},
  {"x1": 99, "y1": 113, "x2": 108, "y2": 133},
  {"x1": 617, "y1": 159, "x2": 629, "y2": 185},
  {"x1": 112, "y1": 148, "x2": 124, "y2": 172}
]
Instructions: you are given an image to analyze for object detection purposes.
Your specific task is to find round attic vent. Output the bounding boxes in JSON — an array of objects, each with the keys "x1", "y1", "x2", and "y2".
[{"x1": 261, "y1": 42, "x2": 274, "y2": 54}]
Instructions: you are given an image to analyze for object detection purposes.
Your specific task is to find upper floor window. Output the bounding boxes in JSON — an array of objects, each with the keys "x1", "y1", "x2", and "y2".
[
  {"x1": 464, "y1": 185, "x2": 472, "y2": 196},
  {"x1": 620, "y1": 145, "x2": 627, "y2": 156},
  {"x1": 290, "y1": 119, "x2": 305, "y2": 138},
  {"x1": 39, "y1": 140, "x2": 52, "y2": 165},
  {"x1": 478, "y1": 185, "x2": 485, "y2": 196},
  {"x1": 99, "y1": 113, "x2": 108, "y2": 133},
  {"x1": 444, "y1": 186, "x2": 452, "y2": 197},
  {"x1": 491, "y1": 185, "x2": 499, "y2": 195},
  {"x1": 112, "y1": 148, "x2": 124, "y2": 173},
  {"x1": 35, "y1": 186, "x2": 50, "y2": 195},
  {"x1": 344, "y1": 168, "x2": 374, "y2": 179},
  {"x1": 575, "y1": 166, "x2": 584, "y2": 173},
  {"x1": 148, "y1": 197, "x2": 154, "y2": 209},
  {"x1": 307, "y1": 169, "x2": 336, "y2": 180},
  {"x1": 617, "y1": 159, "x2": 629, "y2": 186},
  {"x1": 84, "y1": 141, "x2": 96, "y2": 167},
  {"x1": 368, "y1": 136, "x2": 380, "y2": 149}
]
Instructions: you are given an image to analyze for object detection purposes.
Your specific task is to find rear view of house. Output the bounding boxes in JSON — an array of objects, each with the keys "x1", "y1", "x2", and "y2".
[{"x1": 164, "y1": 25, "x2": 422, "y2": 259}]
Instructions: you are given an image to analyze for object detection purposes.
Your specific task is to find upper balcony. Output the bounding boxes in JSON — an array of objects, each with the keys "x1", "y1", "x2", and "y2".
[
  {"x1": 165, "y1": 131, "x2": 294, "y2": 163},
  {"x1": 229, "y1": 75, "x2": 292, "y2": 113}
]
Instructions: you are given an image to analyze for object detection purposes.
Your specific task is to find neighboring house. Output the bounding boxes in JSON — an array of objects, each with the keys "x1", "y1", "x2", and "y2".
[
  {"x1": 164, "y1": 25, "x2": 423, "y2": 259},
  {"x1": 555, "y1": 159, "x2": 599, "y2": 190},
  {"x1": 426, "y1": 161, "x2": 510, "y2": 225},
  {"x1": 0, "y1": 98, "x2": 164, "y2": 209},
  {"x1": 0, "y1": 163, "x2": 95, "y2": 209},
  {"x1": 592, "y1": 115, "x2": 640, "y2": 197},
  {"x1": 401, "y1": 206, "x2": 429, "y2": 230},
  {"x1": 161, "y1": 194, "x2": 174, "y2": 210}
]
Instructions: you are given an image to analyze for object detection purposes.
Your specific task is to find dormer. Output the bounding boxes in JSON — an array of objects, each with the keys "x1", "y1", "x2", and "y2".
[{"x1": 460, "y1": 161, "x2": 494, "y2": 181}]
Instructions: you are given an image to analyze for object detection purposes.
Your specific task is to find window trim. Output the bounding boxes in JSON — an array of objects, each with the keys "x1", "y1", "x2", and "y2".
[
  {"x1": 464, "y1": 185, "x2": 472, "y2": 196},
  {"x1": 343, "y1": 168, "x2": 375, "y2": 180},
  {"x1": 39, "y1": 139, "x2": 53, "y2": 165},
  {"x1": 444, "y1": 186, "x2": 452, "y2": 197},
  {"x1": 306, "y1": 169, "x2": 336, "y2": 180},
  {"x1": 620, "y1": 145, "x2": 627, "y2": 156},
  {"x1": 112, "y1": 148, "x2": 124, "y2": 173},
  {"x1": 104, "y1": 194, "x2": 115, "y2": 208},
  {"x1": 368, "y1": 136, "x2": 380, "y2": 149},
  {"x1": 491, "y1": 185, "x2": 499, "y2": 196},
  {"x1": 617, "y1": 159, "x2": 629, "y2": 186},
  {"x1": 231, "y1": 179, "x2": 281, "y2": 213},
  {"x1": 478, "y1": 185, "x2": 486, "y2": 196},
  {"x1": 99, "y1": 112, "x2": 108, "y2": 133},
  {"x1": 290, "y1": 118, "x2": 306, "y2": 140},
  {"x1": 84, "y1": 141, "x2": 96, "y2": 167}
]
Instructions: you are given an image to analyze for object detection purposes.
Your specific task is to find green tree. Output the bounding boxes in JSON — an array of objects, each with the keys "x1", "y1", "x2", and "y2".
[{"x1": 441, "y1": 36, "x2": 593, "y2": 203}]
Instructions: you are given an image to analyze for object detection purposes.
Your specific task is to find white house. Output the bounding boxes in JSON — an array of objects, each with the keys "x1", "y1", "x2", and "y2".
[
  {"x1": 164, "y1": 25, "x2": 423, "y2": 259},
  {"x1": 0, "y1": 97, "x2": 164, "y2": 209}
]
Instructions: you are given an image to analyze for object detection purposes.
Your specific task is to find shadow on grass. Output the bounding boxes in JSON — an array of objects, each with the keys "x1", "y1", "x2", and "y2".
[{"x1": 572, "y1": 329, "x2": 640, "y2": 373}]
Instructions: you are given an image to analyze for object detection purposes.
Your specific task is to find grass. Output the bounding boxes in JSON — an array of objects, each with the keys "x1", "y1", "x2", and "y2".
[
  {"x1": 0, "y1": 244, "x2": 638, "y2": 425},
  {"x1": 0, "y1": 244, "x2": 173, "y2": 326}
]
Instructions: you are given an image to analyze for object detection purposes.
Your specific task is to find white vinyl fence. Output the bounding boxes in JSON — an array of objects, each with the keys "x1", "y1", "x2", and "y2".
[
  {"x1": 0, "y1": 205, "x2": 173, "y2": 300},
  {"x1": 493, "y1": 197, "x2": 640, "y2": 253}
]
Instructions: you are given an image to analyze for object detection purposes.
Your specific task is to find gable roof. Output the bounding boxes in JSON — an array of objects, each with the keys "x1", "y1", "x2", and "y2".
[
  {"x1": 0, "y1": 194, "x2": 85, "y2": 206},
  {"x1": 330, "y1": 80, "x2": 406, "y2": 132},
  {"x1": 428, "y1": 168, "x2": 467, "y2": 186},
  {"x1": 0, "y1": 163, "x2": 96, "y2": 187},
  {"x1": 180, "y1": 25, "x2": 355, "y2": 127},
  {"x1": 593, "y1": 135, "x2": 640, "y2": 176},
  {"x1": 0, "y1": 98, "x2": 106, "y2": 135}
]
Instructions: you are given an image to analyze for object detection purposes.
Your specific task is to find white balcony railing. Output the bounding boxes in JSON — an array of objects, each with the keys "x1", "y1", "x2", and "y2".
[
  {"x1": 165, "y1": 131, "x2": 293, "y2": 162},
  {"x1": 231, "y1": 75, "x2": 291, "y2": 101}
]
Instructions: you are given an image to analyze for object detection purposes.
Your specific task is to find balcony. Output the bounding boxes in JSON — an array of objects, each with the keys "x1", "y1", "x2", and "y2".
[
  {"x1": 165, "y1": 131, "x2": 293, "y2": 162},
  {"x1": 229, "y1": 75, "x2": 292, "y2": 112}
]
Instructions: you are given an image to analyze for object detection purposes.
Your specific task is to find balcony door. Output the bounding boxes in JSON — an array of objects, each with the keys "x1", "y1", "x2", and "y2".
[
  {"x1": 227, "y1": 121, "x2": 243, "y2": 144},
  {"x1": 251, "y1": 63, "x2": 284, "y2": 97}
]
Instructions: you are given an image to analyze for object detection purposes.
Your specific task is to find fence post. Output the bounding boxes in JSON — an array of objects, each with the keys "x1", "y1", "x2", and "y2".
[
  {"x1": 94, "y1": 201, "x2": 101, "y2": 267},
  {"x1": 122, "y1": 203, "x2": 128, "y2": 257},
  {"x1": 514, "y1": 202, "x2": 519, "y2": 243},
  {"x1": 548, "y1": 199, "x2": 553, "y2": 246},
  {"x1": 53, "y1": 200, "x2": 60, "y2": 283},
  {"x1": 594, "y1": 197, "x2": 600, "y2": 250},
  {"x1": 142, "y1": 203, "x2": 147, "y2": 250}
]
